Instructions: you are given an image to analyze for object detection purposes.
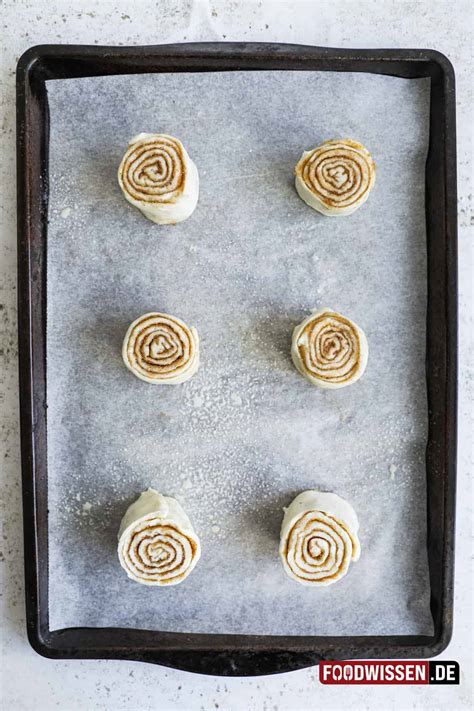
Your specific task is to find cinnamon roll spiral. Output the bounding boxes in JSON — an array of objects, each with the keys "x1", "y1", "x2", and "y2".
[
  {"x1": 295, "y1": 139, "x2": 375, "y2": 216},
  {"x1": 122, "y1": 312, "x2": 199, "y2": 384},
  {"x1": 118, "y1": 133, "x2": 199, "y2": 224},
  {"x1": 291, "y1": 308, "x2": 368, "y2": 389},
  {"x1": 118, "y1": 489, "x2": 201, "y2": 586},
  {"x1": 280, "y1": 491, "x2": 360, "y2": 587}
]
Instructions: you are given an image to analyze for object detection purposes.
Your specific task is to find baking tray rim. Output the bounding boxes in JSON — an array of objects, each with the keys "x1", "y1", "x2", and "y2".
[{"x1": 16, "y1": 41, "x2": 457, "y2": 677}]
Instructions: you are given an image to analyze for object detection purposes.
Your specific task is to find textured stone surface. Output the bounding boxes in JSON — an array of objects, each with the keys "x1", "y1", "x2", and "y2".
[{"x1": 1, "y1": 1, "x2": 472, "y2": 709}]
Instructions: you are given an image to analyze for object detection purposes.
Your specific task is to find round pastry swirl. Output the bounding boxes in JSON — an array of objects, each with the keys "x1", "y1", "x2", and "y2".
[
  {"x1": 119, "y1": 516, "x2": 199, "y2": 585},
  {"x1": 282, "y1": 511, "x2": 357, "y2": 585},
  {"x1": 118, "y1": 490, "x2": 200, "y2": 586},
  {"x1": 118, "y1": 133, "x2": 199, "y2": 224},
  {"x1": 295, "y1": 139, "x2": 375, "y2": 216},
  {"x1": 280, "y1": 491, "x2": 360, "y2": 587},
  {"x1": 123, "y1": 312, "x2": 199, "y2": 384},
  {"x1": 120, "y1": 134, "x2": 186, "y2": 203},
  {"x1": 291, "y1": 308, "x2": 368, "y2": 389}
]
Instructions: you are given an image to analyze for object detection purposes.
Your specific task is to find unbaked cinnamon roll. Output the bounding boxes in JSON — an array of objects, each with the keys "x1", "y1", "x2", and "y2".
[
  {"x1": 295, "y1": 139, "x2": 375, "y2": 216},
  {"x1": 280, "y1": 491, "x2": 360, "y2": 587},
  {"x1": 118, "y1": 133, "x2": 199, "y2": 224},
  {"x1": 122, "y1": 312, "x2": 199, "y2": 384},
  {"x1": 118, "y1": 489, "x2": 201, "y2": 586},
  {"x1": 291, "y1": 308, "x2": 368, "y2": 389}
]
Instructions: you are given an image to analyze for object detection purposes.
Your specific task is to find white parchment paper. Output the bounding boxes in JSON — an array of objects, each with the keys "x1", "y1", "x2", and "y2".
[{"x1": 46, "y1": 70, "x2": 432, "y2": 635}]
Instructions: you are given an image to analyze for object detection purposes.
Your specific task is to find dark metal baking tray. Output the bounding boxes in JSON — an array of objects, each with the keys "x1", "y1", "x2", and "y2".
[{"x1": 16, "y1": 42, "x2": 457, "y2": 676}]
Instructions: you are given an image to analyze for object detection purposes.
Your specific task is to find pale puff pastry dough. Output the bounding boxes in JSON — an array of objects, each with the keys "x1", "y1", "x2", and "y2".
[
  {"x1": 295, "y1": 139, "x2": 375, "y2": 216},
  {"x1": 123, "y1": 312, "x2": 199, "y2": 384},
  {"x1": 280, "y1": 490, "x2": 360, "y2": 587},
  {"x1": 118, "y1": 133, "x2": 199, "y2": 224},
  {"x1": 118, "y1": 489, "x2": 201, "y2": 586},
  {"x1": 291, "y1": 308, "x2": 368, "y2": 389}
]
